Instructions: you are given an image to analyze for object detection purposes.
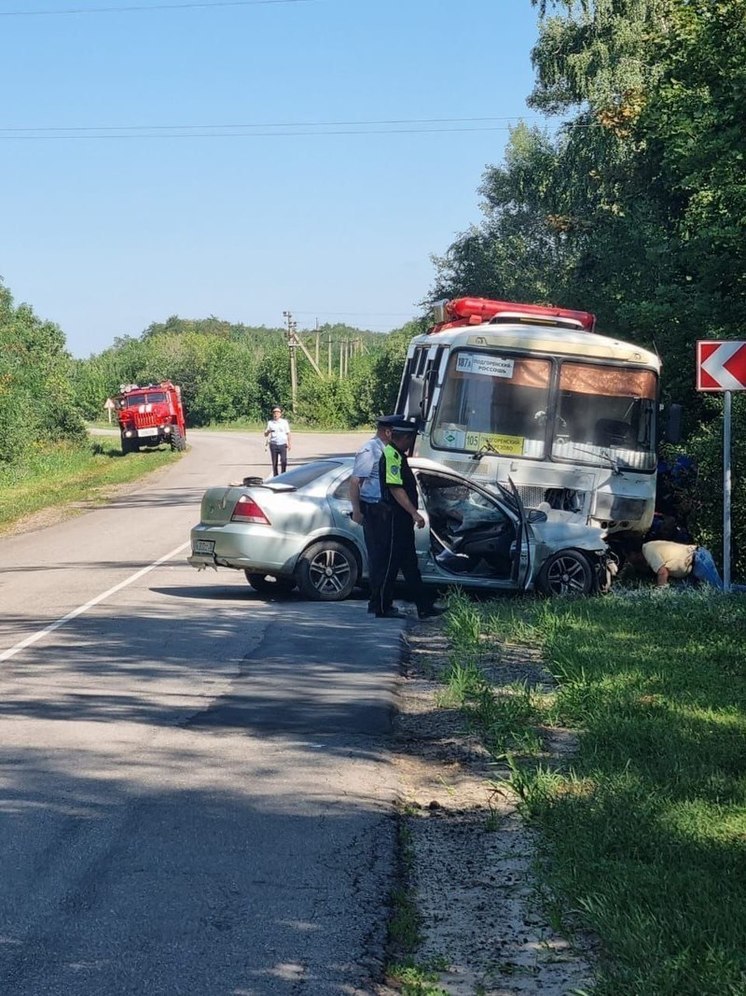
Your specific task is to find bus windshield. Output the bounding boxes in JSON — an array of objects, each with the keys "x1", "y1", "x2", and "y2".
[
  {"x1": 552, "y1": 363, "x2": 657, "y2": 471},
  {"x1": 433, "y1": 352, "x2": 552, "y2": 459},
  {"x1": 431, "y1": 351, "x2": 657, "y2": 471}
]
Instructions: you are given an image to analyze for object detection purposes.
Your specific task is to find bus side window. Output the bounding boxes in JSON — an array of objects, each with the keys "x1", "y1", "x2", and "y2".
[
  {"x1": 403, "y1": 346, "x2": 443, "y2": 424},
  {"x1": 421, "y1": 347, "x2": 444, "y2": 423},
  {"x1": 403, "y1": 348, "x2": 426, "y2": 419}
]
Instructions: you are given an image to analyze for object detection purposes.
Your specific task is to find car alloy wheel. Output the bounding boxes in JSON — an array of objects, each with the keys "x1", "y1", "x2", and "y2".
[
  {"x1": 537, "y1": 550, "x2": 594, "y2": 596},
  {"x1": 296, "y1": 540, "x2": 358, "y2": 601}
]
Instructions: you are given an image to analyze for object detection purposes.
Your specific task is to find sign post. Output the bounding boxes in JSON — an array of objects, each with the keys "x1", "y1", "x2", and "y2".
[{"x1": 696, "y1": 340, "x2": 746, "y2": 592}]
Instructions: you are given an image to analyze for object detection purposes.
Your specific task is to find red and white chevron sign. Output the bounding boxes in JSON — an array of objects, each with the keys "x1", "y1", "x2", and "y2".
[{"x1": 697, "y1": 340, "x2": 746, "y2": 391}]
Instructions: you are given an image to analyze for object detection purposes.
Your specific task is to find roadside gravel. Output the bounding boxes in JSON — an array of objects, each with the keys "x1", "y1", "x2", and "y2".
[{"x1": 383, "y1": 619, "x2": 595, "y2": 995}]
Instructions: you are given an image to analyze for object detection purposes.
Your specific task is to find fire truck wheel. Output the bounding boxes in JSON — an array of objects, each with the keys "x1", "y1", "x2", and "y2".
[
  {"x1": 170, "y1": 427, "x2": 187, "y2": 451},
  {"x1": 121, "y1": 434, "x2": 136, "y2": 455}
]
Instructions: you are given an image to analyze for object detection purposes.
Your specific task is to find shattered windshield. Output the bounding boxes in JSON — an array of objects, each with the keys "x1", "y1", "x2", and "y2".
[{"x1": 552, "y1": 364, "x2": 657, "y2": 471}]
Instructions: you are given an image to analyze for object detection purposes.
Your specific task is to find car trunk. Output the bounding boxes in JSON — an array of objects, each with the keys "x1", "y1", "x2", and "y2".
[{"x1": 199, "y1": 487, "x2": 250, "y2": 527}]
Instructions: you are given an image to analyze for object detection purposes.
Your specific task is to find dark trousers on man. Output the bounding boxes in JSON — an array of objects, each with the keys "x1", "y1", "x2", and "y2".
[
  {"x1": 381, "y1": 511, "x2": 432, "y2": 615},
  {"x1": 269, "y1": 442, "x2": 287, "y2": 476},
  {"x1": 361, "y1": 500, "x2": 392, "y2": 615}
]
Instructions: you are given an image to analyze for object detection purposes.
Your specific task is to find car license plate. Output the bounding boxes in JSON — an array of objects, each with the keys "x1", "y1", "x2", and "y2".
[
  {"x1": 138, "y1": 426, "x2": 159, "y2": 437},
  {"x1": 193, "y1": 539, "x2": 215, "y2": 555}
]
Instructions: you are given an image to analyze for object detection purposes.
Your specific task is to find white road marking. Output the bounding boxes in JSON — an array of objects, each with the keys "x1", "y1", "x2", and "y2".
[{"x1": 0, "y1": 541, "x2": 191, "y2": 663}]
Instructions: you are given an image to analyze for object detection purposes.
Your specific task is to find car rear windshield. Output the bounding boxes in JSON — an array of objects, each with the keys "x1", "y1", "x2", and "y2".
[{"x1": 266, "y1": 461, "x2": 343, "y2": 489}]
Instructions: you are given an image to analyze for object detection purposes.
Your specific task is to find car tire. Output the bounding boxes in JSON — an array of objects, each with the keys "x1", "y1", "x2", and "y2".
[
  {"x1": 295, "y1": 540, "x2": 358, "y2": 601},
  {"x1": 244, "y1": 571, "x2": 296, "y2": 595},
  {"x1": 537, "y1": 549, "x2": 594, "y2": 596}
]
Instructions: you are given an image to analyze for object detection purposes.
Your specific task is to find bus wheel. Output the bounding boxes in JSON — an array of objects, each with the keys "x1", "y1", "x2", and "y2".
[{"x1": 537, "y1": 550, "x2": 593, "y2": 596}]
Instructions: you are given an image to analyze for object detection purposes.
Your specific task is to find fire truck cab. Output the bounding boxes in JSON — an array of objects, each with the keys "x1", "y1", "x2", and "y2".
[{"x1": 116, "y1": 381, "x2": 187, "y2": 455}]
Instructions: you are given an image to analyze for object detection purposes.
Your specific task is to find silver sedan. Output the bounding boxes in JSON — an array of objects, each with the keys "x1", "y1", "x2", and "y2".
[{"x1": 188, "y1": 457, "x2": 615, "y2": 600}]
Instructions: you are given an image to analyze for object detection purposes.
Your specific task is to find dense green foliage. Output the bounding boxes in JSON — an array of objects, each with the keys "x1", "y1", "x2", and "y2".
[
  {"x1": 432, "y1": 0, "x2": 746, "y2": 567},
  {"x1": 70, "y1": 315, "x2": 415, "y2": 431},
  {"x1": 0, "y1": 283, "x2": 85, "y2": 469}
]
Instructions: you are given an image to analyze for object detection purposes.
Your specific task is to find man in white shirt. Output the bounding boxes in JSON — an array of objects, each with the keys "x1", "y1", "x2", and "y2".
[{"x1": 264, "y1": 406, "x2": 291, "y2": 476}]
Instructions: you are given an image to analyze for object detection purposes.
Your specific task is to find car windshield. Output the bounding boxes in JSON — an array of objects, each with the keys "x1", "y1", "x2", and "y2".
[{"x1": 265, "y1": 461, "x2": 343, "y2": 489}]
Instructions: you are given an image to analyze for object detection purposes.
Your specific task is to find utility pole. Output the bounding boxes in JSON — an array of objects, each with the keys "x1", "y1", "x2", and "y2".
[
  {"x1": 283, "y1": 310, "x2": 298, "y2": 410},
  {"x1": 284, "y1": 311, "x2": 325, "y2": 409}
]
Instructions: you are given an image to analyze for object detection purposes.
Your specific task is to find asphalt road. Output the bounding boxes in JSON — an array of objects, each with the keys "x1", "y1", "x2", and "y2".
[{"x1": 0, "y1": 430, "x2": 407, "y2": 996}]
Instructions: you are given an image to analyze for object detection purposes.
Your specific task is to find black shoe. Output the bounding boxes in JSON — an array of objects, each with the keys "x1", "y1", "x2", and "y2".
[
  {"x1": 418, "y1": 605, "x2": 446, "y2": 620},
  {"x1": 375, "y1": 607, "x2": 407, "y2": 619}
]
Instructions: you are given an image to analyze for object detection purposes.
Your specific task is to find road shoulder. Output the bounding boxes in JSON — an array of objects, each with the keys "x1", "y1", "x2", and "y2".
[{"x1": 385, "y1": 621, "x2": 595, "y2": 994}]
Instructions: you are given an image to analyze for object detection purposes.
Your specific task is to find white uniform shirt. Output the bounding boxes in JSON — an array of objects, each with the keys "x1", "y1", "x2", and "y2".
[
  {"x1": 352, "y1": 436, "x2": 385, "y2": 502},
  {"x1": 266, "y1": 418, "x2": 290, "y2": 445}
]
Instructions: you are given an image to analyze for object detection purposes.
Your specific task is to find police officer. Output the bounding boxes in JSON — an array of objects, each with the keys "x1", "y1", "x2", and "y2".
[
  {"x1": 380, "y1": 419, "x2": 444, "y2": 620},
  {"x1": 350, "y1": 415, "x2": 402, "y2": 618}
]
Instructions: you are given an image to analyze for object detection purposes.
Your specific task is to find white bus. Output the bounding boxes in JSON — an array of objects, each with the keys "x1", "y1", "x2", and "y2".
[{"x1": 396, "y1": 298, "x2": 662, "y2": 537}]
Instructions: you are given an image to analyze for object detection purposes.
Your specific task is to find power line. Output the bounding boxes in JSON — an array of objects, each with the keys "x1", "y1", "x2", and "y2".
[
  {"x1": 293, "y1": 311, "x2": 416, "y2": 318},
  {"x1": 0, "y1": 115, "x2": 537, "y2": 133},
  {"x1": 0, "y1": 0, "x2": 312, "y2": 15},
  {"x1": 0, "y1": 125, "x2": 534, "y2": 140}
]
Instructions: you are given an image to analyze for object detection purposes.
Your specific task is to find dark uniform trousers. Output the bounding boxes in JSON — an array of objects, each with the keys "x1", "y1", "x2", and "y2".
[
  {"x1": 361, "y1": 500, "x2": 392, "y2": 614},
  {"x1": 363, "y1": 501, "x2": 427, "y2": 615},
  {"x1": 381, "y1": 509, "x2": 432, "y2": 615}
]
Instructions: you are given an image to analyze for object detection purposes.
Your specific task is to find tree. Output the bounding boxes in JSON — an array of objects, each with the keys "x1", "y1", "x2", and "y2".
[{"x1": 0, "y1": 282, "x2": 84, "y2": 466}]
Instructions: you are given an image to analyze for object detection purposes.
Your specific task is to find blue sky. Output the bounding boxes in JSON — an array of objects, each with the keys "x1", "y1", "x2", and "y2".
[{"x1": 1, "y1": 0, "x2": 544, "y2": 358}]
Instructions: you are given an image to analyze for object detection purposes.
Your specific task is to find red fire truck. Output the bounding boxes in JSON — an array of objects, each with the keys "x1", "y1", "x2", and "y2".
[{"x1": 115, "y1": 381, "x2": 187, "y2": 455}]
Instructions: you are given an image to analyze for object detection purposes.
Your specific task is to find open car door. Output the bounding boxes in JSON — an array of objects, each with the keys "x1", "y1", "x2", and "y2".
[
  {"x1": 506, "y1": 477, "x2": 533, "y2": 590},
  {"x1": 414, "y1": 468, "x2": 525, "y2": 590}
]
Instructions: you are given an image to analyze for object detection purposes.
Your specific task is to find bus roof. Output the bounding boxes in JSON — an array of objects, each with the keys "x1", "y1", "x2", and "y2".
[
  {"x1": 411, "y1": 321, "x2": 660, "y2": 369},
  {"x1": 430, "y1": 297, "x2": 597, "y2": 333}
]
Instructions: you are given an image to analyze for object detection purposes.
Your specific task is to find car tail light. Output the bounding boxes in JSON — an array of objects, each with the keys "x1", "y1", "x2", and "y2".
[{"x1": 231, "y1": 495, "x2": 271, "y2": 524}]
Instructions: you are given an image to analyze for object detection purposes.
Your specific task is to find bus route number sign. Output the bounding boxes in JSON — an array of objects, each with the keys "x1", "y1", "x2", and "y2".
[
  {"x1": 465, "y1": 432, "x2": 524, "y2": 456},
  {"x1": 456, "y1": 353, "x2": 515, "y2": 379}
]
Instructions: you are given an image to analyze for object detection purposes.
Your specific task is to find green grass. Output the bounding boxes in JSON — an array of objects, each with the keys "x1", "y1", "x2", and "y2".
[
  {"x1": 386, "y1": 960, "x2": 449, "y2": 996},
  {"x1": 0, "y1": 437, "x2": 180, "y2": 531},
  {"x1": 445, "y1": 589, "x2": 746, "y2": 995}
]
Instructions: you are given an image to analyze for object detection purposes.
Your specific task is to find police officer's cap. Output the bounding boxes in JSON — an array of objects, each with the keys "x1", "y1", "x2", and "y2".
[{"x1": 377, "y1": 414, "x2": 418, "y2": 432}]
